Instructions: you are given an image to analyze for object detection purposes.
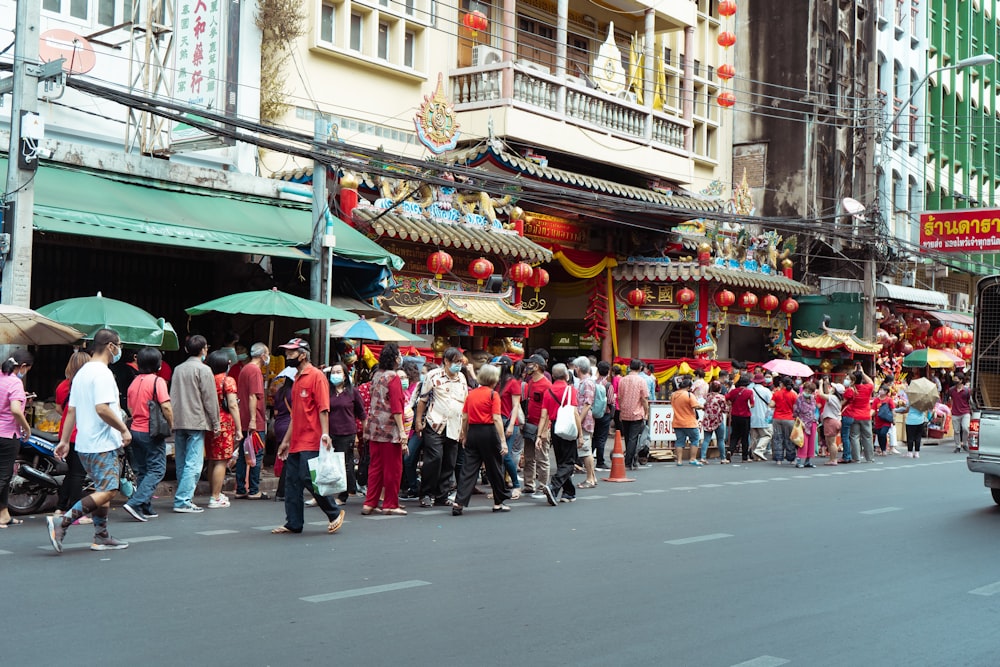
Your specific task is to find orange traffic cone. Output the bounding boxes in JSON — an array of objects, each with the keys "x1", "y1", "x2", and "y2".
[{"x1": 602, "y1": 429, "x2": 635, "y2": 483}]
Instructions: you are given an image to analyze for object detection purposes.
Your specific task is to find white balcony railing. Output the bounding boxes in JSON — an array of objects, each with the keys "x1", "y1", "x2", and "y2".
[{"x1": 450, "y1": 61, "x2": 687, "y2": 151}]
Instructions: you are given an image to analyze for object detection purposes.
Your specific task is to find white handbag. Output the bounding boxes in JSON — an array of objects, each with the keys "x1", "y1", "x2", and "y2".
[{"x1": 553, "y1": 386, "x2": 579, "y2": 440}]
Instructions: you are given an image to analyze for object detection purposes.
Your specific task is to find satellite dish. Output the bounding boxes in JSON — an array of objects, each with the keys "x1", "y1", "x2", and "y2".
[{"x1": 842, "y1": 197, "x2": 866, "y2": 220}]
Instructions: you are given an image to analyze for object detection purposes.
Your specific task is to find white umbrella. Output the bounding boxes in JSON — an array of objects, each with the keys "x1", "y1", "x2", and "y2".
[{"x1": 0, "y1": 305, "x2": 85, "y2": 346}]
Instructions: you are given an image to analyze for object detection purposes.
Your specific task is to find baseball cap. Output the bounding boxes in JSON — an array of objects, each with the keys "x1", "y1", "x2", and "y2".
[
  {"x1": 526, "y1": 354, "x2": 546, "y2": 367},
  {"x1": 279, "y1": 337, "x2": 310, "y2": 351}
]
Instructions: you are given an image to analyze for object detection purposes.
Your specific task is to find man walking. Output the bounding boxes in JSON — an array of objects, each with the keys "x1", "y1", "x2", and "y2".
[
  {"x1": 537, "y1": 364, "x2": 581, "y2": 505},
  {"x1": 519, "y1": 354, "x2": 551, "y2": 496},
  {"x1": 170, "y1": 335, "x2": 220, "y2": 513},
  {"x1": 749, "y1": 372, "x2": 773, "y2": 461},
  {"x1": 414, "y1": 347, "x2": 469, "y2": 507},
  {"x1": 617, "y1": 359, "x2": 649, "y2": 469},
  {"x1": 47, "y1": 329, "x2": 132, "y2": 552},
  {"x1": 948, "y1": 372, "x2": 971, "y2": 453},
  {"x1": 236, "y1": 342, "x2": 269, "y2": 499},
  {"x1": 272, "y1": 338, "x2": 345, "y2": 535}
]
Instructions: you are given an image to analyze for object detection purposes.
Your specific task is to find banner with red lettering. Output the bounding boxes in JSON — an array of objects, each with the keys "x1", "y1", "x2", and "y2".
[{"x1": 919, "y1": 209, "x2": 1000, "y2": 253}]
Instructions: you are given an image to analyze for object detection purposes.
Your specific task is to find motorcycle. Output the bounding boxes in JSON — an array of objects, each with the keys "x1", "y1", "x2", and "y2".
[{"x1": 8, "y1": 429, "x2": 87, "y2": 515}]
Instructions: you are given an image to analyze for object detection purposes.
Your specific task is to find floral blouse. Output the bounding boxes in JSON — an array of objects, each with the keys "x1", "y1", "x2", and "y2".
[
  {"x1": 702, "y1": 392, "x2": 728, "y2": 432},
  {"x1": 793, "y1": 393, "x2": 818, "y2": 427}
]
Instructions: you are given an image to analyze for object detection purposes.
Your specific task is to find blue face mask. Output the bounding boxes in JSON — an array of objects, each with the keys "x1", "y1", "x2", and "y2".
[
  {"x1": 16, "y1": 371, "x2": 24, "y2": 380},
  {"x1": 330, "y1": 374, "x2": 344, "y2": 386},
  {"x1": 112, "y1": 346, "x2": 122, "y2": 365},
  {"x1": 450, "y1": 363, "x2": 463, "y2": 374},
  {"x1": 237, "y1": 353, "x2": 248, "y2": 362},
  {"x1": 401, "y1": 379, "x2": 410, "y2": 390}
]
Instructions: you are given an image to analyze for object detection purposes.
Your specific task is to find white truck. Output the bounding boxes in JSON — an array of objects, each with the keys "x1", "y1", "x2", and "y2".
[{"x1": 968, "y1": 276, "x2": 1000, "y2": 504}]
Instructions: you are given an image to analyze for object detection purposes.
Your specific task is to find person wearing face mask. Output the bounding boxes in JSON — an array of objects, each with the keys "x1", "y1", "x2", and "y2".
[
  {"x1": 327, "y1": 361, "x2": 365, "y2": 506},
  {"x1": 0, "y1": 349, "x2": 33, "y2": 528},
  {"x1": 235, "y1": 343, "x2": 270, "y2": 500},
  {"x1": 792, "y1": 381, "x2": 819, "y2": 468},
  {"x1": 362, "y1": 343, "x2": 408, "y2": 515},
  {"x1": 169, "y1": 334, "x2": 222, "y2": 513},
  {"x1": 399, "y1": 359, "x2": 424, "y2": 500},
  {"x1": 413, "y1": 347, "x2": 469, "y2": 508},
  {"x1": 122, "y1": 347, "x2": 173, "y2": 521},
  {"x1": 47, "y1": 330, "x2": 132, "y2": 552}
]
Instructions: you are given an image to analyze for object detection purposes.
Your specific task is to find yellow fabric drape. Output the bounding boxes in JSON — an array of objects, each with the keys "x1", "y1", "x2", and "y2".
[
  {"x1": 550, "y1": 279, "x2": 592, "y2": 298},
  {"x1": 607, "y1": 267, "x2": 618, "y2": 358},
  {"x1": 553, "y1": 251, "x2": 618, "y2": 280}
]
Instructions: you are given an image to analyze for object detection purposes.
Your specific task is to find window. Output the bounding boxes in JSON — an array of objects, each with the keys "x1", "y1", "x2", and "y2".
[
  {"x1": 404, "y1": 30, "x2": 415, "y2": 67},
  {"x1": 43, "y1": 0, "x2": 121, "y2": 25},
  {"x1": 321, "y1": 4, "x2": 335, "y2": 43},
  {"x1": 350, "y1": 12, "x2": 364, "y2": 52},
  {"x1": 378, "y1": 22, "x2": 389, "y2": 59},
  {"x1": 70, "y1": 0, "x2": 88, "y2": 19}
]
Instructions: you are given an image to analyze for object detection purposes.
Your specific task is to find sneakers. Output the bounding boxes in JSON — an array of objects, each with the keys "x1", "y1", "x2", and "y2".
[
  {"x1": 91, "y1": 535, "x2": 129, "y2": 551},
  {"x1": 46, "y1": 515, "x2": 65, "y2": 554},
  {"x1": 122, "y1": 503, "x2": 148, "y2": 522},
  {"x1": 541, "y1": 485, "x2": 557, "y2": 506},
  {"x1": 531, "y1": 488, "x2": 546, "y2": 500},
  {"x1": 689, "y1": 461, "x2": 703, "y2": 467},
  {"x1": 914, "y1": 452, "x2": 920, "y2": 458},
  {"x1": 173, "y1": 502, "x2": 205, "y2": 513},
  {"x1": 419, "y1": 496, "x2": 433, "y2": 508},
  {"x1": 208, "y1": 496, "x2": 231, "y2": 509},
  {"x1": 143, "y1": 508, "x2": 159, "y2": 519},
  {"x1": 559, "y1": 496, "x2": 576, "y2": 503}
]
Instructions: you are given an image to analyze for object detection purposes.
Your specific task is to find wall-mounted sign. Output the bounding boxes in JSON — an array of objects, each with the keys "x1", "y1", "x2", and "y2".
[
  {"x1": 172, "y1": 0, "x2": 231, "y2": 150},
  {"x1": 919, "y1": 208, "x2": 1000, "y2": 253},
  {"x1": 522, "y1": 212, "x2": 588, "y2": 246}
]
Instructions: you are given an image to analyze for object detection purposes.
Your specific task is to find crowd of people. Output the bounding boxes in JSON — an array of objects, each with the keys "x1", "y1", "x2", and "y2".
[{"x1": 0, "y1": 328, "x2": 973, "y2": 554}]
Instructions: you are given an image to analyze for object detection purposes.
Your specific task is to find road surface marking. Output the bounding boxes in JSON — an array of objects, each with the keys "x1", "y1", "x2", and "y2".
[
  {"x1": 769, "y1": 477, "x2": 789, "y2": 481},
  {"x1": 811, "y1": 473, "x2": 830, "y2": 477},
  {"x1": 665, "y1": 533, "x2": 733, "y2": 545},
  {"x1": 39, "y1": 535, "x2": 171, "y2": 551},
  {"x1": 196, "y1": 529, "x2": 239, "y2": 536},
  {"x1": 416, "y1": 509, "x2": 447, "y2": 516},
  {"x1": 699, "y1": 483, "x2": 724, "y2": 488},
  {"x1": 0, "y1": 550, "x2": 11, "y2": 555},
  {"x1": 580, "y1": 495, "x2": 606, "y2": 500},
  {"x1": 308, "y1": 520, "x2": 332, "y2": 526},
  {"x1": 744, "y1": 479, "x2": 768, "y2": 484},
  {"x1": 611, "y1": 492, "x2": 641, "y2": 497},
  {"x1": 301, "y1": 579, "x2": 431, "y2": 603},
  {"x1": 969, "y1": 581, "x2": 1000, "y2": 596},
  {"x1": 643, "y1": 489, "x2": 667, "y2": 493},
  {"x1": 730, "y1": 657, "x2": 790, "y2": 667},
  {"x1": 253, "y1": 525, "x2": 280, "y2": 531},
  {"x1": 725, "y1": 481, "x2": 746, "y2": 485},
  {"x1": 831, "y1": 471, "x2": 849, "y2": 475},
  {"x1": 671, "y1": 486, "x2": 698, "y2": 491},
  {"x1": 860, "y1": 507, "x2": 902, "y2": 515}
]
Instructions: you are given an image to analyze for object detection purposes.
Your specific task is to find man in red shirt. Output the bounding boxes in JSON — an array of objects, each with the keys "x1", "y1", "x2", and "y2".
[
  {"x1": 537, "y1": 364, "x2": 581, "y2": 505},
  {"x1": 521, "y1": 354, "x2": 552, "y2": 497},
  {"x1": 236, "y1": 342, "x2": 269, "y2": 499},
  {"x1": 948, "y1": 372, "x2": 971, "y2": 453},
  {"x1": 272, "y1": 338, "x2": 345, "y2": 535}
]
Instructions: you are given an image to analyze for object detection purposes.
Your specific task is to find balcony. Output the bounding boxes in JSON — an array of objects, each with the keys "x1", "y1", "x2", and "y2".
[{"x1": 449, "y1": 61, "x2": 690, "y2": 175}]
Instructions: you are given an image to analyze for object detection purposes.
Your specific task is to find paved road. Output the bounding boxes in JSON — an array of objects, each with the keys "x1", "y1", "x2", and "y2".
[{"x1": 4, "y1": 445, "x2": 998, "y2": 666}]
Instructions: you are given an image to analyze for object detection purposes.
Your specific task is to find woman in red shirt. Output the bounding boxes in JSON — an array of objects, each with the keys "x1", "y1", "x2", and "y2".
[
  {"x1": 724, "y1": 378, "x2": 755, "y2": 463},
  {"x1": 843, "y1": 368, "x2": 875, "y2": 462},
  {"x1": 454, "y1": 364, "x2": 510, "y2": 515},
  {"x1": 771, "y1": 377, "x2": 799, "y2": 464}
]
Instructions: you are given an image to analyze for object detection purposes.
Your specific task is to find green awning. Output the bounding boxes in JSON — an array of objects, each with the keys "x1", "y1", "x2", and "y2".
[{"x1": 326, "y1": 214, "x2": 404, "y2": 271}]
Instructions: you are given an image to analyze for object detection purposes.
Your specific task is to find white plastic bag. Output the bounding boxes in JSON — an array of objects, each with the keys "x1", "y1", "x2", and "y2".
[
  {"x1": 308, "y1": 446, "x2": 347, "y2": 496},
  {"x1": 553, "y1": 387, "x2": 578, "y2": 440}
]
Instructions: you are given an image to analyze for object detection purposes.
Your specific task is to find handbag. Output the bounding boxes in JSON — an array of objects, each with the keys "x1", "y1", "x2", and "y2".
[
  {"x1": 877, "y1": 401, "x2": 894, "y2": 423},
  {"x1": 147, "y1": 376, "x2": 171, "y2": 438},
  {"x1": 552, "y1": 387, "x2": 578, "y2": 440},
  {"x1": 790, "y1": 418, "x2": 805, "y2": 448},
  {"x1": 119, "y1": 453, "x2": 137, "y2": 498}
]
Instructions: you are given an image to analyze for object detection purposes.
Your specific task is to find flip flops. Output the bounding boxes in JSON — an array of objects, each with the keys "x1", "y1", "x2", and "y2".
[{"x1": 0, "y1": 518, "x2": 24, "y2": 528}]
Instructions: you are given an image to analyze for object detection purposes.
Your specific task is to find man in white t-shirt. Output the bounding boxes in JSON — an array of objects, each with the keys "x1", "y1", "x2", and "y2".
[{"x1": 47, "y1": 328, "x2": 133, "y2": 553}]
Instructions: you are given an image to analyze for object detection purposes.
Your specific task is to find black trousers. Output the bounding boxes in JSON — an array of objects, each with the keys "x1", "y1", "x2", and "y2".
[
  {"x1": 331, "y1": 434, "x2": 357, "y2": 503},
  {"x1": 905, "y1": 423, "x2": 924, "y2": 452},
  {"x1": 454, "y1": 424, "x2": 509, "y2": 508},
  {"x1": 548, "y1": 432, "x2": 577, "y2": 499},
  {"x1": 57, "y1": 442, "x2": 87, "y2": 511},
  {"x1": 621, "y1": 419, "x2": 644, "y2": 468},
  {"x1": 730, "y1": 416, "x2": 751, "y2": 459},
  {"x1": 420, "y1": 426, "x2": 459, "y2": 503},
  {"x1": 0, "y1": 436, "x2": 17, "y2": 509},
  {"x1": 592, "y1": 413, "x2": 613, "y2": 466}
]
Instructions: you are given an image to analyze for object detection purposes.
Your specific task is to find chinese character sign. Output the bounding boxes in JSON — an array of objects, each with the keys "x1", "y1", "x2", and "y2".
[
  {"x1": 919, "y1": 208, "x2": 1000, "y2": 253},
  {"x1": 173, "y1": 0, "x2": 227, "y2": 144}
]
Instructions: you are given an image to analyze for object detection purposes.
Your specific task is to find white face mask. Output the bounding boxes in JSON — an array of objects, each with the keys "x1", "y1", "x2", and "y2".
[{"x1": 843, "y1": 379, "x2": 852, "y2": 387}]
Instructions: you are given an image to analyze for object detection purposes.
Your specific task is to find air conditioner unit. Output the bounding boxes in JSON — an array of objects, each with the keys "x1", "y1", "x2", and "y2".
[
  {"x1": 951, "y1": 293, "x2": 971, "y2": 311},
  {"x1": 901, "y1": 270, "x2": 916, "y2": 287},
  {"x1": 472, "y1": 46, "x2": 503, "y2": 67}
]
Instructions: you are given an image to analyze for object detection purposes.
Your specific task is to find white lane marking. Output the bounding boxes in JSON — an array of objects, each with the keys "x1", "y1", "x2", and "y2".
[
  {"x1": 969, "y1": 581, "x2": 1000, "y2": 596},
  {"x1": 417, "y1": 510, "x2": 447, "y2": 516},
  {"x1": 39, "y1": 535, "x2": 171, "y2": 551},
  {"x1": 811, "y1": 473, "x2": 830, "y2": 477},
  {"x1": 196, "y1": 529, "x2": 239, "y2": 536},
  {"x1": 301, "y1": 579, "x2": 431, "y2": 603},
  {"x1": 831, "y1": 471, "x2": 849, "y2": 475},
  {"x1": 699, "y1": 484, "x2": 724, "y2": 488},
  {"x1": 671, "y1": 486, "x2": 698, "y2": 491},
  {"x1": 860, "y1": 507, "x2": 902, "y2": 515},
  {"x1": 730, "y1": 657, "x2": 790, "y2": 667},
  {"x1": 768, "y1": 477, "x2": 789, "y2": 481},
  {"x1": 0, "y1": 550, "x2": 12, "y2": 555},
  {"x1": 665, "y1": 533, "x2": 733, "y2": 545},
  {"x1": 611, "y1": 492, "x2": 641, "y2": 497},
  {"x1": 744, "y1": 479, "x2": 768, "y2": 484},
  {"x1": 643, "y1": 489, "x2": 667, "y2": 493},
  {"x1": 725, "y1": 482, "x2": 746, "y2": 486},
  {"x1": 580, "y1": 495, "x2": 607, "y2": 500}
]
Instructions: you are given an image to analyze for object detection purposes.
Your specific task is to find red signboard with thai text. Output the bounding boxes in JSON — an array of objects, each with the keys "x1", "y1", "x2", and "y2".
[{"x1": 919, "y1": 208, "x2": 1000, "y2": 253}]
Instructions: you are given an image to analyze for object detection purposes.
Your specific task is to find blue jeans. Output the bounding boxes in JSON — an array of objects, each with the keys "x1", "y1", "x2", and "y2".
[
  {"x1": 700, "y1": 423, "x2": 726, "y2": 460},
  {"x1": 592, "y1": 413, "x2": 613, "y2": 467},
  {"x1": 840, "y1": 416, "x2": 855, "y2": 461},
  {"x1": 401, "y1": 431, "x2": 423, "y2": 495},
  {"x1": 173, "y1": 429, "x2": 205, "y2": 507},
  {"x1": 282, "y1": 450, "x2": 341, "y2": 532},
  {"x1": 128, "y1": 430, "x2": 166, "y2": 512},
  {"x1": 235, "y1": 430, "x2": 265, "y2": 495},
  {"x1": 502, "y1": 424, "x2": 520, "y2": 489}
]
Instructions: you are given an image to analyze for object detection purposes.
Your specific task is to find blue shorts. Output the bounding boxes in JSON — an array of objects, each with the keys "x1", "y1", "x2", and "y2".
[{"x1": 78, "y1": 450, "x2": 123, "y2": 493}]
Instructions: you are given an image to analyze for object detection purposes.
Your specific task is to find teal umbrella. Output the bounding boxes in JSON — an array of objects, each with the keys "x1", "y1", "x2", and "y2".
[{"x1": 37, "y1": 293, "x2": 180, "y2": 350}]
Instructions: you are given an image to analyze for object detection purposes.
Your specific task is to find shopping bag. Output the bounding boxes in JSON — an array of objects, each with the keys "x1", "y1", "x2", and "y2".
[
  {"x1": 242, "y1": 431, "x2": 266, "y2": 467},
  {"x1": 553, "y1": 387, "x2": 578, "y2": 440},
  {"x1": 790, "y1": 418, "x2": 805, "y2": 448},
  {"x1": 308, "y1": 446, "x2": 347, "y2": 496}
]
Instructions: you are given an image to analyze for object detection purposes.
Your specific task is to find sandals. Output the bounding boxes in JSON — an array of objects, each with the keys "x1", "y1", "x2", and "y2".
[
  {"x1": 577, "y1": 481, "x2": 597, "y2": 489},
  {"x1": 271, "y1": 525, "x2": 299, "y2": 534},
  {"x1": 360, "y1": 506, "x2": 379, "y2": 516},
  {"x1": 452, "y1": 504, "x2": 463, "y2": 516},
  {"x1": 0, "y1": 518, "x2": 24, "y2": 527},
  {"x1": 510, "y1": 489, "x2": 522, "y2": 500},
  {"x1": 382, "y1": 508, "x2": 407, "y2": 516},
  {"x1": 492, "y1": 504, "x2": 511, "y2": 512}
]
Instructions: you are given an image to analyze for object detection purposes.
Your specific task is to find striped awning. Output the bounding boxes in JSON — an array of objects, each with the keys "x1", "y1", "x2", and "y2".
[
  {"x1": 389, "y1": 294, "x2": 548, "y2": 328},
  {"x1": 612, "y1": 262, "x2": 813, "y2": 295}
]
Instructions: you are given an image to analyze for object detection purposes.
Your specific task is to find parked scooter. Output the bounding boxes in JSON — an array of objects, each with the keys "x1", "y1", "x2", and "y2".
[{"x1": 8, "y1": 429, "x2": 78, "y2": 515}]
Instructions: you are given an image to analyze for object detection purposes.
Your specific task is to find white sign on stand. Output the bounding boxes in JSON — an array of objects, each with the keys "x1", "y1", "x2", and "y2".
[{"x1": 648, "y1": 401, "x2": 675, "y2": 442}]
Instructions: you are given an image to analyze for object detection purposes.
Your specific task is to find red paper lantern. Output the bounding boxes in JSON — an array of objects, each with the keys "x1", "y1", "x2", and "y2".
[
  {"x1": 526, "y1": 267, "x2": 549, "y2": 292},
  {"x1": 760, "y1": 293, "x2": 780, "y2": 314},
  {"x1": 946, "y1": 327, "x2": 960, "y2": 345},
  {"x1": 718, "y1": 0, "x2": 738, "y2": 17},
  {"x1": 714, "y1": 289, "x2": 736, "y2": 311},
  {"x1": 462, "y1": 10, "x2": 489, "y2": 36},
  {"x1": 717, "y1": 63, "x2": 736, "y2": 81},
  {"x1": 677, "y1": 286, "x2": 696, "y2": 307},
  {"x1": 717, "y1": 91, "x2": 736, "y2": 108},
  {"x1": 627, "y1": 288, "x2": 648, "y2": 308},
  {"x1": 508, "y1": 261, "x2": 533, "y2": 287},
  {"x1": 468, "y1": 257, "x2": 494, "y2": 285},
  {"x1": 427, "y1": 250, "x2": 453, "y2": 280},
  {"x1": 932, "y1": 326, "x2": 948, "y2": 344},
  {"x1": 780, "y1": 297, "x2": 799, "y2": 315},
  {"x1": 717, "y1": 31, "x2": 736, "y2": 48},
  {"x1": 899, "y1": 341, "x2": 914, "y2": 356},
  {"x1": 961, "y1": 344, "x2": 974, "y2": 359},
  {"x1": 738, "y1": 291, "x2": 758, "y2": 313}
]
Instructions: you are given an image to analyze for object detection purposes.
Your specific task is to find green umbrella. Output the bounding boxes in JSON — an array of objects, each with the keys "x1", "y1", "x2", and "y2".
[{"x1": 36, "y1": 293, "x2": 180, "y2": 350}]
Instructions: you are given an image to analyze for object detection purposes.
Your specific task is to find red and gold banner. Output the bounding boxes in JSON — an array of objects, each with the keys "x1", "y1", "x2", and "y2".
[{"x1": 919, "y1": 208, "x2": 1000, "y2": 253}]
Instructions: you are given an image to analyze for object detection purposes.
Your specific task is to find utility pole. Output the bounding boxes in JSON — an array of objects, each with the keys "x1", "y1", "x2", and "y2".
[{"x1": 309, "y1": 112, "x2": 333, "y2": 366}]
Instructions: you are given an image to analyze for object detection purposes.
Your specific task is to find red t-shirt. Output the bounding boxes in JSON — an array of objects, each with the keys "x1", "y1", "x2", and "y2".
[
  {"x1": 288, "y1": 364, "x2": 331, "y2": 453},
  {"x1": 524, "y1": 375, "x2": 552, "y2": 425},
  {"x1": 948, "y1": 385, "x2": 971, "y2": 415},
  {"x1": 56, "y1": 379, "x2": 78, "y2": 442},
  {"x1": 500, "y1": 378, "x2": 521, "y2": 419},
  {"x1": 126, "y1": 374, "x2": 170, "y2": 433},
  {"x1": 772, "y1": 388, "x2": 798, "y2": 421},
  {"x1": 237, "y1": 363, "x2": 266, "y2": 430},
  {"x1": 844, "y1": 383, "x2": 874, "y2": 420},
  {"x1": 540, "y1": 380, "x2": 577, "y2": 423},
  {"x1": 464, "y1": 386, "x2": 501, "y2": 424},
  {"x1": 725, "y1": 386, "x2": 755, "y2": 418},
  {"x1": 872, "y1": 395, "x2": 895, "y2": 429}
]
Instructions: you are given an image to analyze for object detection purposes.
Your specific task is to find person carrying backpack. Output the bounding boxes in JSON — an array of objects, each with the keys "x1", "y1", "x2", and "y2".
[{"x1": 591, "y1": 361, "x2": 615, "y2": 470}]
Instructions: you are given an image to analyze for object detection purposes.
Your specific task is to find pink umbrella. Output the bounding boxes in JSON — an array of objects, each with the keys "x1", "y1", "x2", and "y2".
[{"x1": 762, "y1": 358, "x2": 815, "y2": 378}]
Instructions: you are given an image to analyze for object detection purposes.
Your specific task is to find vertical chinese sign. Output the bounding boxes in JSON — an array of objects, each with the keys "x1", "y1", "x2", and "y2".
[{"x1": 172, "y1": 0, "x2": 229, "y2": 148}]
